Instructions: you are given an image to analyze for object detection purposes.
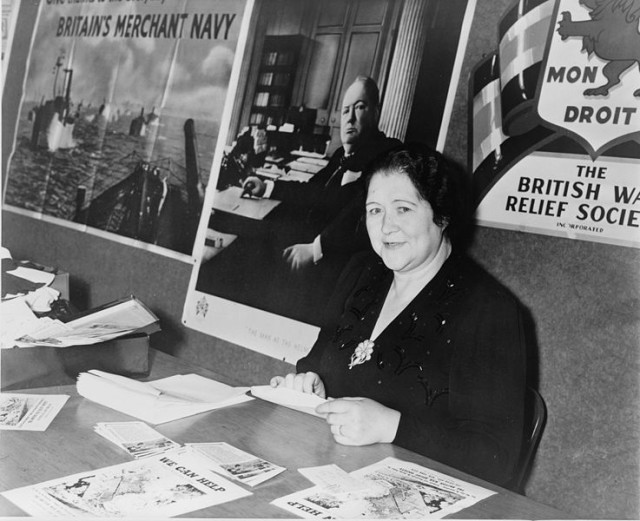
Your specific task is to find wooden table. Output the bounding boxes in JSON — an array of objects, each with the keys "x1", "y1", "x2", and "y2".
[{"x1": 0, "y1": 350, "x2": 571, "y2": 519}]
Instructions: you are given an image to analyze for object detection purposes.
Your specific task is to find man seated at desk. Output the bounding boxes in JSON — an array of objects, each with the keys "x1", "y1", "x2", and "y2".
[
  {"x1": 197, "y1": 76, "x2": 400, "y2": 324},
  {"x1": 243, "y1": 76, "x2": 401, "y2": 273}
]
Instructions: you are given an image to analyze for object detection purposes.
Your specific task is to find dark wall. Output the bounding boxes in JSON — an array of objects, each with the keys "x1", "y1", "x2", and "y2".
[{"x1": 3, "y1": 1, "x2": 639, "y2": 518}]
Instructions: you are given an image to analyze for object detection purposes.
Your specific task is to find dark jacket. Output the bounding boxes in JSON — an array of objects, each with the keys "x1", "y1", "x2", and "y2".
[{"x1": 297, "y1": 250, "x2": 527, "y2": 487}]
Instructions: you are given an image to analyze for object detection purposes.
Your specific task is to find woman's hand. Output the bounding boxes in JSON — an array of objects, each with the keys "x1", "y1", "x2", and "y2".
[
  {"x1": 316, "y1": 397, "x2": 401, "y2": 446},
  {"x1": 283, "y1": 243, "x2": 315, "y2": 271},
  {"x1": 270, "y1": 372, "x2": 326, "y2": 399}
]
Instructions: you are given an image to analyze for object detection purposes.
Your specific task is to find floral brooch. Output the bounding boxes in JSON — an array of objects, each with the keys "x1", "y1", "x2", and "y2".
[{"x1": 348, "y1": 339, "x2": 375, "y2": 370}]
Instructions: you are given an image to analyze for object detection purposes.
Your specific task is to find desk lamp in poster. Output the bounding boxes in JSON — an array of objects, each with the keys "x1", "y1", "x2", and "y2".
[
  {"x1": 183, "y1": 0, "x2": 475, "y2": 362},
  {"x1": 2, "y1": 0, "x2": 249, "y2": 260},
  {"x1": 470, "y1": 0, "x2": 639, "y2": 249}
]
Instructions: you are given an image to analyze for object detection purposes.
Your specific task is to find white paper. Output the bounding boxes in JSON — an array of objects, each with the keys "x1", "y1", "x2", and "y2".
[
  {"x1": 298, "y1": 464, "x2": 379, "y2": 498},
  {"x1": 12, "y1": 297, "x2": 159, "y2": 348},
  {"x1": 1, "y1": 448, "x2": 251, "y2": 517},
  {"x1": 273, "y1": 457, "x2": 496, "y2": 519},
  {"x1": 7, "y1": 266, "x2": 56, "y2": 285},
  {"x1": 0, "y1": 298, "x2": 41, "y2": 348},
  {"x1": 77, "y1": 371, "x2": 253, "y2": 424},
  {"x1": 212, "y1": 186, "x2": 280, "y2": 220},
  {"x1": 0, "y1": 394, "x2": 69, "y2": 431},
  {"x1": 187, "y1": 442, "x2": 285, "y2": 486},
  {"x1": 250, "y1": 385, "x2": 327, "y2": 417}
]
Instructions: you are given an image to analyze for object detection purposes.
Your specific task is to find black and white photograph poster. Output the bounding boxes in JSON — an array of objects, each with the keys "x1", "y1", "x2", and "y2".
[{"x1": 183, "y1": 0, "x2": 474, "y2": 362}]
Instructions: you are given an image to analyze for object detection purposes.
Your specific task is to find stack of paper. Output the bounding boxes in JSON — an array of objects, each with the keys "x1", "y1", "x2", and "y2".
[
  {"x1": 77, "y1": 370, "x2": 252, "y2": 424},
  {"x1": 7, "y1": 295, "x2": 160, "y2": 348},
  {"x1": 94, "y1": 421, "x2": 181, "y2": 459}
]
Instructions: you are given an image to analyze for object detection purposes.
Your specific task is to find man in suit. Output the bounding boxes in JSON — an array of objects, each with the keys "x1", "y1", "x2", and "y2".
[
  {"x1": 242, "y1": 76, "x2": 401, "y2": 274},
  {"x1": 197, "y1": 76, "x2": 400, "y2": 324}
]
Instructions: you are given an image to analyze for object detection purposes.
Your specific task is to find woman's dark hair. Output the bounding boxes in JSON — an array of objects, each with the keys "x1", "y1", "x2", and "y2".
[{"x1": 365, "y1": 142, "x2": 471, "y2": 248}]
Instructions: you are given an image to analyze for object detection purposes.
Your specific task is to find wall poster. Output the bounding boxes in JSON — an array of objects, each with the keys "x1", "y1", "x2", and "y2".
[
  {"x1": 2, "y1": 0, "x2": 19, "y2": 86},
  {"x1": 2, "y1": 0, "x2": 250, "y2": 260},
  {"x1": 183, "y1": 0, "x2": 476, "y2": 363},
  {"x1": 470, "y1": 0, "x2": 640, "y2": 249}
]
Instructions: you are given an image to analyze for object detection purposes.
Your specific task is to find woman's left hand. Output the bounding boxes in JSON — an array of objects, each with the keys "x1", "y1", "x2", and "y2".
[{"x1": 315, "y1": 397, "x2": 401, "y2": 446}]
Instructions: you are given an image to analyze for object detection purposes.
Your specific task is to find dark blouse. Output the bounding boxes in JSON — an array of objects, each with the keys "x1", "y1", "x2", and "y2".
[{"x1": 297, "y1": 251, "x2": 527, "y2": 487}]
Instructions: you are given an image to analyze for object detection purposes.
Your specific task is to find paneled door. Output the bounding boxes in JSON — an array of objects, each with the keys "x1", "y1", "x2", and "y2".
[{"x1": 300, "y1": 0, "x2": 401, "y2": 152}]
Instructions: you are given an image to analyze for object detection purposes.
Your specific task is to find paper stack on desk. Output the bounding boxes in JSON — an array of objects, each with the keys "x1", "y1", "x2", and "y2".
[
  {"x1": 77, "y1": 370, "x2": 252, "y2": 424},
  {"x1": 3, "y1": 295, "x2": 159, "y2": 349}
]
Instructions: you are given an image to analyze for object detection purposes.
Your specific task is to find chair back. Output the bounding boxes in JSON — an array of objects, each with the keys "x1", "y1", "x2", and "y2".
[{"x1": 512, "y1": 387, "x2": 547, "y2": 493}]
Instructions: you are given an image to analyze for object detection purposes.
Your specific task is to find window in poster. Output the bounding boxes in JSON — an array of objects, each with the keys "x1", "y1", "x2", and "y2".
[
  {"x1": 2, "y1": 0, "x2": 251, "y2": 260},
  {"x1": 182, "y1": 0, "x2": 475, "y2": 362}
]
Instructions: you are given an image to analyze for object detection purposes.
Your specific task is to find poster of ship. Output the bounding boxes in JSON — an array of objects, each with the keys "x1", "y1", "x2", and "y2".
[{"x1": 3, "y1": 0, "x2": 249, "y2": 258}]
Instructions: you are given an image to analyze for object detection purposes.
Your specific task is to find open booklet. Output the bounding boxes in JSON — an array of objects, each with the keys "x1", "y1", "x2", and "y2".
[{"x1": 77, "y1": 370, "x2": 252, "y2": 424}]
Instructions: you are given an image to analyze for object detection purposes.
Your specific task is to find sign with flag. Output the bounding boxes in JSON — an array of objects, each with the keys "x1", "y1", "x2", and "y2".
[{"x1": 470, "y1": 0, "x2": 640, "y2": 249}]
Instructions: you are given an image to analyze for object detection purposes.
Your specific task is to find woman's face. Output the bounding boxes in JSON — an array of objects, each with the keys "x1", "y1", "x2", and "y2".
[{"x1": 365, "y1": 171, "x2": 445, "y2": 274}]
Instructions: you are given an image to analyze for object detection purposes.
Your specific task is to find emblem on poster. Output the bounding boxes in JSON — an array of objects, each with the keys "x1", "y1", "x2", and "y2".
[
  {"x1": 536, "y1": 0, "x2": 640, "y2": 158},
  {"x1": 470, "y1": 0, "x2": 640, "y2": 249}
]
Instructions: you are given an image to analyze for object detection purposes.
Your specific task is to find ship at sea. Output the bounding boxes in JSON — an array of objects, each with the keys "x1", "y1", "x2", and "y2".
[
  {"x1": 30, "y1": 54, "x2": 77, "y2": 152},
  {"x1": 73, "y1": 118, "x2": 204, "y2": 254}
]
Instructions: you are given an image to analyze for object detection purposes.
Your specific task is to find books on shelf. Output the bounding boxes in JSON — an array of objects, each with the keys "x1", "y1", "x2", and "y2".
[
  {"x1": 262, "y1": 50, "x2": 295, "y2": 67},
  {"x1": 254, "y1": 91, "x2": 269, "y2": 107},
  {"x1": 263, "y1": 51, "x2": 278, "y2": 66},
  {"x1": 258, "y1": 71, "x2": 273, "y2": 86},
  {"x1": 77, "y1": 370, "x2": 252, "y2": 424}
]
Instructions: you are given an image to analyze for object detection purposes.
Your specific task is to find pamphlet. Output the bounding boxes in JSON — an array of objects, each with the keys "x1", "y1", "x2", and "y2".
[
  {"x1": 187, "y1": 442, "x2": 286, "y2": 486},
  {"x1": 0, "y1": 393, "x2": 69, "y2": 431},
  {"x1": 272, "y1": 457, "x2": 496, "y2": 519},
  {"x1": 250, "y1": 385, "x2": 327, "y2": 417},
  {"x1": 1, "y1": 448, "x2": 252, "y2": 517},
  {"x1": 77, "y1": 370, "x2": 253, "y2": 424},
  {"x1": 94, "y1": 421, "x2": 181, "y2": 459}
]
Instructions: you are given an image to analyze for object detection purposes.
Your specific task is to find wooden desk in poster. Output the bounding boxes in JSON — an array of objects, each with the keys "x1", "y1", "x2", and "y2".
[{"x1": 0, "y1": 350, "x2": 571, "y2": 519}]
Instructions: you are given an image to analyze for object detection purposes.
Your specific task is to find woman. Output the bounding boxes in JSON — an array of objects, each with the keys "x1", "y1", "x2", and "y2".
[{"x1": 270, "y1": 144, "x2": 527, "y2": 487}]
